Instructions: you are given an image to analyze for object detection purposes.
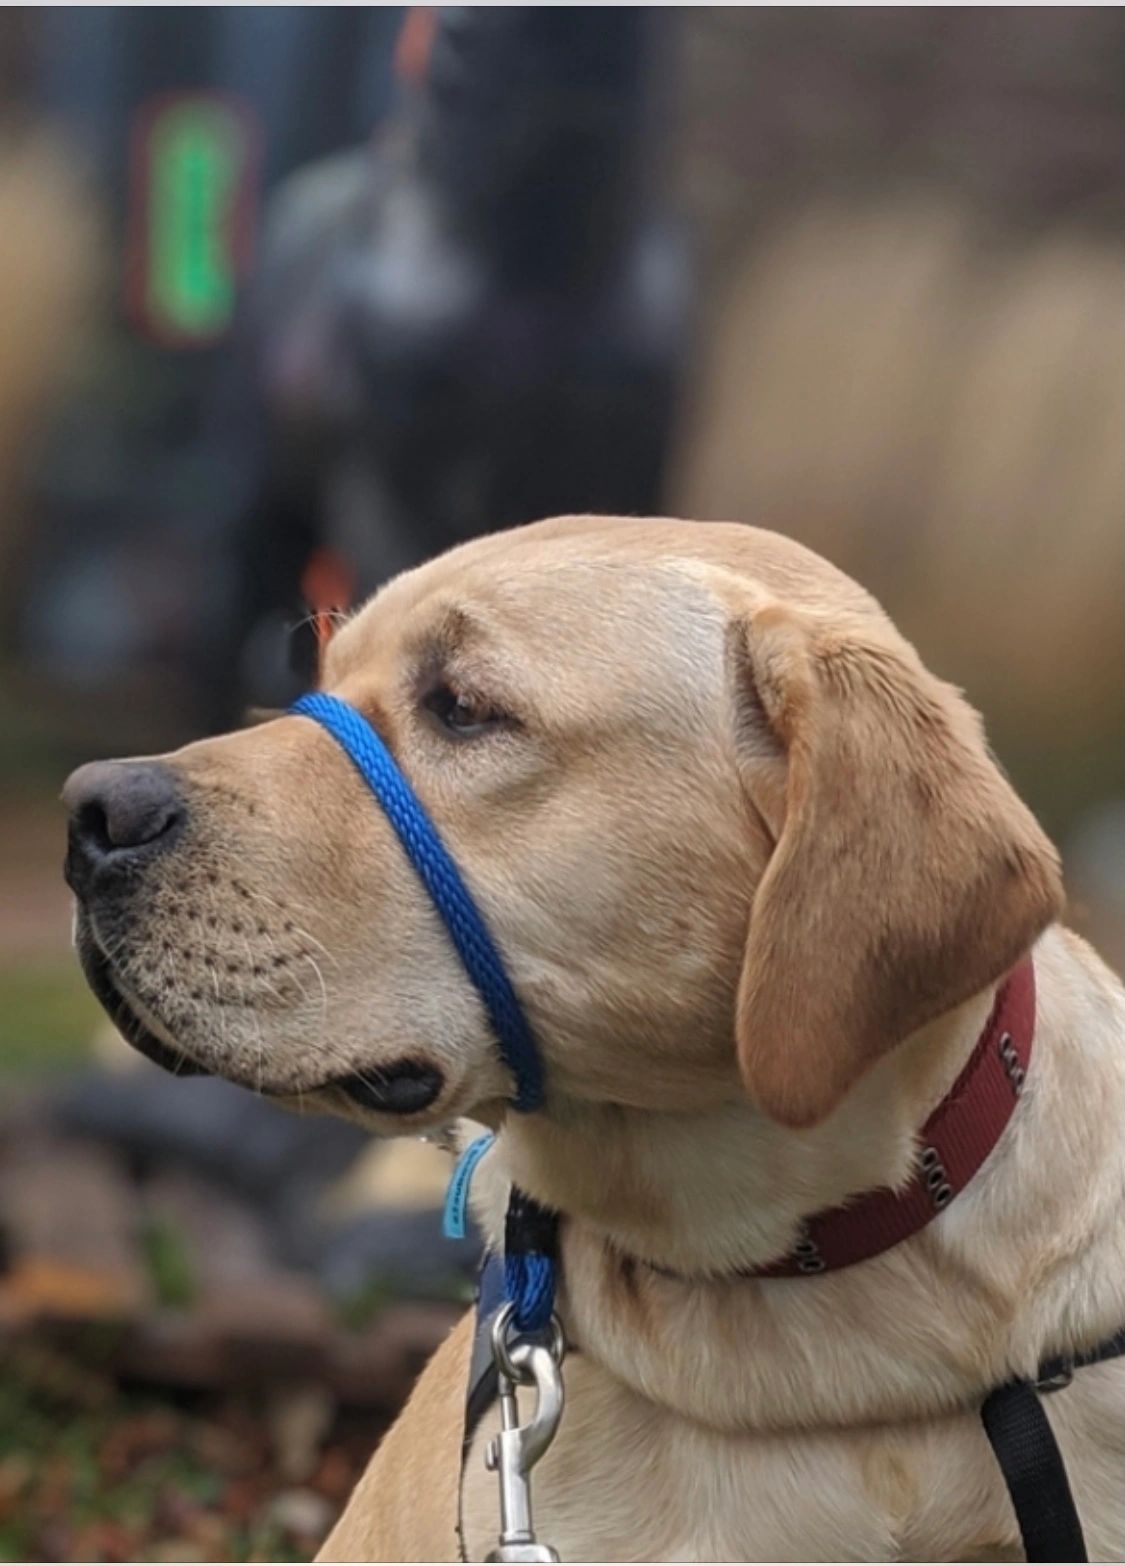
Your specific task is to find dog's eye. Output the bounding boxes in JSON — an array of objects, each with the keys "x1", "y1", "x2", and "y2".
[{"x1": 423, "y1": 684, "x2": 505, "y2": 739}]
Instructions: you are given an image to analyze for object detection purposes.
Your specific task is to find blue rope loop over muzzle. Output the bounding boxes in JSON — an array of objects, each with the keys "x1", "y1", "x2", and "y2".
[
  {"x1": 290, "y1": 691, "x2": 558, "y2": 1335},
  {"x1": 291, "y1": 691, "x2": 545, "y2": 1112}
]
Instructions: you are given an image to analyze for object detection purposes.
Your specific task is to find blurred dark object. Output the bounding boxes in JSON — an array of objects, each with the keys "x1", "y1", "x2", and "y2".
[
  {"x1": 52, "y1": 1069, "x2": 479, "y2": 1293},
  {"x1": 214, "y1": 6, "x2": 689, "y2": 721},
  {"x1": 10, "y1": 7, "x2": 406, "y2": 755},
  {"x1": 11, "y1": 6, "x2": 689, "y2": 744},
  {"x1": 55, "y1": 1071, "x2": 369, "y2": 1211}
]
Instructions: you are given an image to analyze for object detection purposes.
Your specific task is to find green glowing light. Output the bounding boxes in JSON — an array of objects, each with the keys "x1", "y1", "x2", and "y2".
[{"x1": 137, "y1": 97, "x2": 254, "y2": 343}]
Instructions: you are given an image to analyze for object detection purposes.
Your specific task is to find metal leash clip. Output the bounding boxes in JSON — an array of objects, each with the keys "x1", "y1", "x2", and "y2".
[{"x1": 484, "y1": 1301, "x2": 566, "y2": 1563}]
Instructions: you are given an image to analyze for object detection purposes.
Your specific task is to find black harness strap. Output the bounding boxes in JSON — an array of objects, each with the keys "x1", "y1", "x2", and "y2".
[
  {"x1": 982, "y1": 1380, "x2": 1087, "y2": 1562},
  {"x1": 980, "y1": 1329, "x2": 1125, "y2": 1563}
]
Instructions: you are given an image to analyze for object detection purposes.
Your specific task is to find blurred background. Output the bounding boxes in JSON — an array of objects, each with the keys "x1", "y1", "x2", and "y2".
[{"x1": 0, "y1": 7, "x2": 1121, "y2": 1561}]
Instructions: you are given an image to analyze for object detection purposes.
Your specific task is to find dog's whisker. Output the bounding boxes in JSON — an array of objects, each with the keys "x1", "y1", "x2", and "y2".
[{"x1": 301, "y1": 951, "x2": 332, "y2": 1050}]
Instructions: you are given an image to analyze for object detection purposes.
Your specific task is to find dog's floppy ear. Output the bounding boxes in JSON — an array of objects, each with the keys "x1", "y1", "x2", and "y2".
[{"x1": 733, "y1": 604, "x2": 1063, "y2": 1128}]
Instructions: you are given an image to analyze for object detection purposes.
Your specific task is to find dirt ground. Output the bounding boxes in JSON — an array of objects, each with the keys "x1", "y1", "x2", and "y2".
[{"x1": 0, "y1": 1345, "x2": 376, "y2": 1564}]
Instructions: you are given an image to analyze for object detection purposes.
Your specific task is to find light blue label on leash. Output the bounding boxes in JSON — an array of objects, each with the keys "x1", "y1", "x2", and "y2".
[{"x1": 443, "y1": 1132, "x2": 495, "y2": 1239}]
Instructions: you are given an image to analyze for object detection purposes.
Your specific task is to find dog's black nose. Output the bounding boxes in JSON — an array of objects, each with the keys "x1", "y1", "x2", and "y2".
[{"x1": 63, "y1": 760, "x2": 185, "y2": 892}]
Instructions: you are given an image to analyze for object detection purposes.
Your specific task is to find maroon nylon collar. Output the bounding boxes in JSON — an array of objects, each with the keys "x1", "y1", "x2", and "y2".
[{"x1": 751, "y1": 957, "x2": 1036, "y2": 1278}]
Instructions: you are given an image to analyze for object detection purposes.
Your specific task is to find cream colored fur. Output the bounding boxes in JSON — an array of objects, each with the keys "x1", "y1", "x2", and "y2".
[
  {"x1": 88, "y1": 518, "x2": 1125, "y2": 1561},
  {"x1": 324, "y1": 925, "x2": 1125, "y2": 1562}
]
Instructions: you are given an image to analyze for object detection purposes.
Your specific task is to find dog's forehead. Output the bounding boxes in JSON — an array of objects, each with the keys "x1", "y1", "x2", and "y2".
[
  {"x1": 325, "y1": 538, "x2": 688, "y2": 685},
  {"x1": 322, "y1": 516, "x2": 881, "y2": 688}
]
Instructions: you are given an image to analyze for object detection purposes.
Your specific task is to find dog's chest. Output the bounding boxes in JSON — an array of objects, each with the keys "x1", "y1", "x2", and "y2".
[{"x1": 459, "y1": 1353, "x2": 1125, "y2": 1562}]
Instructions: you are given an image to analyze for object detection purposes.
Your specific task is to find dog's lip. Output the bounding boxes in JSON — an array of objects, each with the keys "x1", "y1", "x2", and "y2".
[
  {"x1": 330, "y1": 1061, "x2": 446, "y2": 1116},
  {"x1": 75, "y1": 914, "x2": 210, "y2": 1079},
  {"x1": 75, "y1": 913, "x2": 447, "y2": 1110}
]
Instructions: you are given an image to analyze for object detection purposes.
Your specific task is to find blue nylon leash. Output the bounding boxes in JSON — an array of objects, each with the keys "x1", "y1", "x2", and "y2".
[
  {"x1": 502, "y1": 1188, "x2": 559, "y2": 1336},
  {"x1": 290, "y1": 690, "x2": 558, "y2": 1332}
]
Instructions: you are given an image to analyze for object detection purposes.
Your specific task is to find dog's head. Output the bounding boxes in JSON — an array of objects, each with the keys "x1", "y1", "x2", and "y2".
[{"x1": 64, "y1": 517, "x2": 1063, "y2": 1131}]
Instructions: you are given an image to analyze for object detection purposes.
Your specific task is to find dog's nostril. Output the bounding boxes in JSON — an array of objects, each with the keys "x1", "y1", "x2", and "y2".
[
  {"x1": 104, "y1": 790, "x2": 181, "y2": 851},
  {"x1": 74, "y1": 798, "x2": 114, "y2": 858}
]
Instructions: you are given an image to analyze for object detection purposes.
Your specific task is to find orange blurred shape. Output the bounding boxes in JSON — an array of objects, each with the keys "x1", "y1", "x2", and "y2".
[
  {"x1": 300, "y1": 548, "x2": 355, "y2": 660},
  {"x1": 395, "y1": 8, "x2": 437, "y2": 89},
  {"x1": 0, "y1": 1256, "x2": 140, "y2": 1325}
]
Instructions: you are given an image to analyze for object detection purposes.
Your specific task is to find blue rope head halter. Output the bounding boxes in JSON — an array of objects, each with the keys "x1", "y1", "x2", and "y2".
[{"x1": 291, "y1": 691, "x2": 558, "y2": 1331}]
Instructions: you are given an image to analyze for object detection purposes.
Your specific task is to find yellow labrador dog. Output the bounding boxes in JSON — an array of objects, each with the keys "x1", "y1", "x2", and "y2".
[{"x1": 64, "y1": 517, "x2": 1125, "y2": 1562}]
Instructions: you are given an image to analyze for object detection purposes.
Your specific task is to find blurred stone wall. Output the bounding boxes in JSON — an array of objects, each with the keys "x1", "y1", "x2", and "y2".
[
  {"x1": 675, "y1": 8, "x2": 1124, "y2": 264},
  {"x1": 670, "y1": 9, "x2": 1124, "y2": 963}
]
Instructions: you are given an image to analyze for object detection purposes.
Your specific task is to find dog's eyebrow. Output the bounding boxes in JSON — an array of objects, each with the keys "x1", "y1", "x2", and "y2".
[
  {"x1": 416, "y1": 604, "x2": 483, "y2": 660},
  {"x1": 407, "y1": 604, "x2": 492, "y2": 684}
]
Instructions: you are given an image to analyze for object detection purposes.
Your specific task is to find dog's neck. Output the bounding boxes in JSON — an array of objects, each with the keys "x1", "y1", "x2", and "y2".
[
  {"x1": 470, "y1": 932, "x2": 1125, "y2": 1438},
  {"x1": 490, "y1": 986, "x2": 997, "y2": 1277}
]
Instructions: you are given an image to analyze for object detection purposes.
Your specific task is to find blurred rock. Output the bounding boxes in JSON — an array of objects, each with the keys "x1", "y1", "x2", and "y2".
[
  {"x1": 56, "y1": 1068, "x2": 369, "y2": 1205},
  {"x1": 149, "y1": 1542, "x2": 208, "y2": 1563},
  {"x1": 266, "y1": 1383, "x2": 335, "y2": 1482},
  {"x1": 267, "y1": 1486, "x2": 335, "y2": 1539},
  {"x1": 0, "y1": 1137, "x2": 146, "y2": 1320},
  {"x1": 0, "y1": 1063, "x2": 476, "y2": 1410},
  {"x1": 321, "y1": 1135, "x2": 452, "y2": 1218},
  {"x1": 327, "y1": 1301, "x2": 462, "y2": 1407},
  {"x1": 142, "y1": 1170, "x2": 276, "y2": 1295},
  {"x1": 316, "y1": 1205, "x2": 478, "y2": 1306}
]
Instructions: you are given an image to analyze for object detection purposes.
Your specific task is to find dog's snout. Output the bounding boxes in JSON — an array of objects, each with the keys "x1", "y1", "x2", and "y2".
[{"x1": 63, "y1": 760, "x2": 185, "y2": 891}]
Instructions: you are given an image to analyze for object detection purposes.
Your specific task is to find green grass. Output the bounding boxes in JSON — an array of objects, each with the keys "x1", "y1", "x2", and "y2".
[{"x1": 0, "y1": 957, "x2": 99, "y2": 1074}]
